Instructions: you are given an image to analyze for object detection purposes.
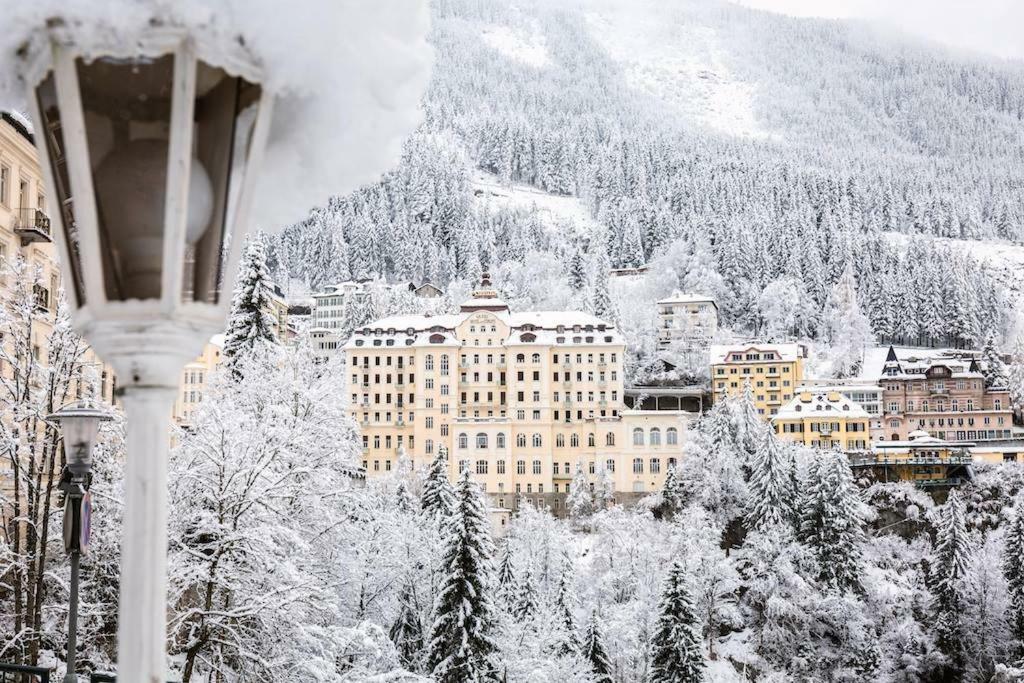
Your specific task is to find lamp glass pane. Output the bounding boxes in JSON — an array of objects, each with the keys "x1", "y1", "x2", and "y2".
[
  {"x1": 76, "y1": 55, "x2": 176, "y2": 301},
  {"x1": 184, "y1": 63, "x2": 262, "y2": 305},
  {"x1": 35, "y1": 73, "x2": 86, "y2": 306}
]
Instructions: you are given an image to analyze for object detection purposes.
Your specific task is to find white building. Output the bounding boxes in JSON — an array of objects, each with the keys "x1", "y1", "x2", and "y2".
[
  {"x1": 656, "y1": 293, "x2": 717, "y2": 349},
  {"x1": 799, "y1": 379, "x2": 884, "y2": 442}
]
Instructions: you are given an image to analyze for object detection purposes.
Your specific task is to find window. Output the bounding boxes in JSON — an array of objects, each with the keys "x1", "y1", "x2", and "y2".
[
  {"x1": 532, "y1": 460, "x2": 541, "y2": 474},
  {"x1": 0, "y1": 164, "x2": 9, "y2": 206},
  {"x1": 497, "y1": 460, "x2": 506, "y2": 474},
  {"x1": 517, "y1": 460, "x2": 526, "y2": 475},
  {"x1": 606, "y1": 432, "x2": 615, "y2": 446},
  {"x1": 649, "y1": 428, "x2": 661, "y2": 446},
  {"x1": 606, "y1": 459, "x2": 615, "y2": 473},
  {"x1": 588, "y1": 433, "x2": 595, "y2": 447},
  {"x1": 476, "y1": 460, "x2": 488, "y2": 475},
  {"x1": 440, "y1": 355, "x2": 449, "y2": 375},
  {"x1": 425, "y1": 439, "x2": 434, "y2": 454},
  {"x1": 425, "y1": 416, "x2": 434, "y2": 428},
  {"x1": 476, "y1": 433, "x2": 488, "y2": 449},
  {"x1": 666, "y1": 428, "x2": 678, "y2": 445},
  {"x1": 517, "y1": 434, "x2": 527, "y2": 448},
  {"x1": 633, "y1": 458, "x2": 643, "y2": 474},
  {"x1": 458, "y1": 433, "x2": 468, "y2": 449},
  {"x1": 571, "y1": 433, "x2": 579, "y2": 447},
  {"x1": 633, "y1": 428, "x2": 644, "y2": 446},
  {"x1": 532, "y1": 433, "x2": 542, "y2": 447},
  {"x1": 532, "y1": 353, "x2": 541, "y2": 363},
  {"x1": 425, "y1": 354, "x2": 434, "y2": 370},
  {"x1": 556, "y1": 434, "x2": 565, "y2": 447},
  {"x1": 497, "y1": 433, "x2": 506, "y2": 448}
]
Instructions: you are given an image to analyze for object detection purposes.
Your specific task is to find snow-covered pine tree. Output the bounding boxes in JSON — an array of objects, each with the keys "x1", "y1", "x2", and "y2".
[
  {"x1": 496, "y1": 537, "x2": 516, "y2": 610},
  {"x1": 427, "y1": 469, "x2": 499, "y2": 682},
  {"x1": 514, "y1": 563, "x2": 540, "y2": 623},
  {"x1": 931, "y1": 489, "x2": 973, "y2": 675},
  {"x1": 554, "y1": 556, "x2": 581, "y2": 655},
  {"x1": 661, "y1": 464, "x2": 686, "y2": 517},
  {"x1": 826, "y1": 264, "x2": 875, "y2": 377},
  {"x1": 798, "y1": 450, "x2": 865, "y2": 592},
  {"x1": 981, "y1": 331, "x2": 1009, "y2": 389},
  {"x1": 390, "y1": 578, "x2": 425, "y2": 671},
  {"x1": 421, "y1": 446, "x2": 455, "y2": 520},
  {"x1": 1004, "y1": 498, "x2": 1024, "y2": 652},
  {"x1": 222, "y1": 234, "x2": 276, "y2": 378},
  {"x1": 589, "y1": 244, "x2": 617, "y2": 324},
  {"x1": 649, "y1": 560, "x2": 705, "y2": 683},
  {"x1": 395, "y1": 479, "x2": 415, "y2": 514},
  {"x1": 745, "y1": 431, "x2": 796, "y2": 532},
  {"x1": 566, "y1": 462, "x2": 594, "y2": 525},
  {"x1": 1009, "y1": 338, "x2": 1024, "y2": 423},
  {"x1": 583, "y1": 609, "x2": 613, "y2": 683}
]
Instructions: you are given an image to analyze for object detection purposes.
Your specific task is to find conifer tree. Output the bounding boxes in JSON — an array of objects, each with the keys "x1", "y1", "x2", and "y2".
[
  {"x1": 394, "y1": 479, "x2": 415, "y2": 514},
  {"x1": 661, "y1": 465, "x2": 686, "y2": 517},
  {"x1": 583, "y1": 609, "x2": 613, "y2": 683},
  {"x1": 798, "y1": 451, "x2": 865, "y2": 592},
  {"x1": 745, "y1": 431, "x2": 796, "y2": 532},
  {"x1": 1003, "y1": 496, "x2": 1024, "y2": 651},
  {"x1": 566, "y1": 462, "x2": 594, "y2": 524},
  {"x1": 931, "y1": 489, "x2": 973, "y2": 675},
  {"x1": 428, "y1": 470, "x2": 499, "y2": 682},
  {"x1": 422, "y1": 446, "x2": 456, "y2": 520},
  {"x1": 554, "y1": 557, "x2": 581, "y2": 655},
  {"x1": 495, "y1": 538, "x2": 516, "y2": 610},
  {"x1": 649, "y1": 560, "x2": 705, "y2": 683},
  {"x1": 514, "y1": 563, "x2": 539, "y2": 623},
  {"x1": 390, "y1": 578, "x2": 425, "y2": 671},
  {"x1": 981, "y1": 331, "x2": 1009, "y2": 389},
  {"x1": 222, "y1": 235, "x2": 276, "y2": 378}
]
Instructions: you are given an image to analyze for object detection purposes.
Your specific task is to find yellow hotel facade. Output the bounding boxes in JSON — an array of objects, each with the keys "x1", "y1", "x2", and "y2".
[
  {"x1": 710, "y1": 342, "x2": 806, "y2": 417},
  {"x1": 344, "y1": 278, "x2": 692, "y2": 511},
  {"x1": 772, "y1": 390, "x2": 871, "y2": 451}
]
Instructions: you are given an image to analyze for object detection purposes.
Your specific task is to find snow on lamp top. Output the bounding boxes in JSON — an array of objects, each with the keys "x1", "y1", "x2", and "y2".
[{"x1": 0, "y1": 0, "x2": 433, "y2": 233}]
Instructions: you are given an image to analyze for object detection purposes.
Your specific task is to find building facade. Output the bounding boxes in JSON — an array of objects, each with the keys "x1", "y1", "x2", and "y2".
[
  {"x1": 656, "y1": 294, "x2": 717, "y2": 350},
  {"x1": 344, "y1": 277, "x2": 692, "y2": 510},
  {"x1": 710, "y1": 343, "x2": 806, "y2": 417},
  {"x1": 880, "y1": 346, "x2": 1013, "y2": 443},
  {"x1": 772, "y1": 390, "x2": 871, "y2": 451},
  {"x1": 172, "y1": 336, "x2": 224, "y2": 425},
  {"x1": 799, "y1": 379, "x2": 884, "y2": 442},
  {"x1": 858, "y1": 431, "x2": 974, "y2": 487}
]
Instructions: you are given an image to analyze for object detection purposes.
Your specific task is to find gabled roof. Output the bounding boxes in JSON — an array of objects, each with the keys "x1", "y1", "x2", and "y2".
[{"x1": 773, "y1": 390, "x2": 869, "y2": 421}]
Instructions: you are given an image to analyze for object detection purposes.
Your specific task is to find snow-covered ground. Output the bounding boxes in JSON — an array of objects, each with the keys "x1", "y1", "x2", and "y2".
[
  {"x1": 582, "y1": 0, "x2": 774, "y2": 140},
  {"x1": 470, "y1": 170, "x2": 598, "y2": 236},
  {"x1": 481, "y1": 23, "x2": 550, "y2": 68}
]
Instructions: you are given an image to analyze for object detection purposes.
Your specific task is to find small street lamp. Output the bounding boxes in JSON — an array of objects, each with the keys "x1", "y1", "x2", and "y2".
[{"x1": 48, "y1": 401, "x2": 111, "y2": 683}]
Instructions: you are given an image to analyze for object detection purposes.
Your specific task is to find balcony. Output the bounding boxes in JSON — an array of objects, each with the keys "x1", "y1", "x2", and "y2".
[{"x1": 13, "y1": 208, "x2": 52, "y2": 244}]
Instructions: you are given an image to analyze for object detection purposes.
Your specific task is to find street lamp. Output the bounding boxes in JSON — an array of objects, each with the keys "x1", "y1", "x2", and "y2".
[
  {"x1": 48, "y1": 402, "x2": 112, "y2": 683},
  {"x1": 23, "y1": 30, "x2": 273, "y2": 683}
]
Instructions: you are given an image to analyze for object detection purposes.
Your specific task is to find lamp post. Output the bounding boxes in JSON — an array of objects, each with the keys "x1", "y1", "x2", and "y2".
[
  {"x1": 48, "y1": 402, "x2": 111, "y2": 683},
  {"x1": 21, "y1": 31, "x2": 274, "y2": 682}
]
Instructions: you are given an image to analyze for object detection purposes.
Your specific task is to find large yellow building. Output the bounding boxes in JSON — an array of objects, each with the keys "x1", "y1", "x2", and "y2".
[
  {"x1": 710, "y1": 343, "x2": 806, "y2": 417},
  {"x1": 344, "y1": 277, "x2": 692, "y2": 511},
  {"x1": 772, "y1": 390, "x2": 871, "y2": 451}
]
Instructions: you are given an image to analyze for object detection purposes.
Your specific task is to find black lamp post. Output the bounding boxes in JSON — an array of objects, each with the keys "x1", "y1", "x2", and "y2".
[{"x1": 48, "y1": 402, "x2": 111, "y2": 683}]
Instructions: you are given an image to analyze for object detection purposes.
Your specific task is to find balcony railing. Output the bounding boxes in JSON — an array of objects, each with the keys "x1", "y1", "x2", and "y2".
[
  {"x1": 0, "y1": 663, "x2": 51, "y2": 682},
  {"x1": 12, "y1": 208, "x2": 52, "y2": 244}
]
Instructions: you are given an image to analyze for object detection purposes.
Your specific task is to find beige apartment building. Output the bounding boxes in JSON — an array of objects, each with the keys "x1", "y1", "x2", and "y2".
[
  {"x1": 880, "y1": 346, "x2": 1013, "y2": 443},
  {"x1": 656, "y1": 293, "x2": 717, "y2": 350},
  {"x1": 773, "y1": 390, "x2": 871, "y2": 451},
  {"x1": 710, "y1": 343, "x2": 806, "y2": 418},
  {"x1": 344, "y1": 277, "x2": 692, "y2": 510},
  {"x1": 173, "y1": 336, "x2": 224, "y2": 425}
]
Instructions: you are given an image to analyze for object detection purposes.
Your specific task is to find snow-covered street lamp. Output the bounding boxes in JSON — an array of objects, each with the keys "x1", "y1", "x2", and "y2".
[{"x1": 3, "y1": 4, "x2": 431, "y2": 680}]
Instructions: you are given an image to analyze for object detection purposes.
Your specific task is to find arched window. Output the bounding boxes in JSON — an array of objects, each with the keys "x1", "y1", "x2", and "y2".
[
  {"x1": 650, "y1": 458, "x2": 661, "y2": 474},
  {"x1": 668, "y1": 457, "x2": 677, "y2": 469},
  {"x1": 516, "y1": 460, "x2": 526, "y2": 474},
  {"x1": 666, "y1": 428, "x2": 678, "y2": 445},
  {"x1": 649, "y1": 428, "x2": 661, "y2": 446},
  {"x1": 440, "y1": 354, "x2": 450, "y2": 375},
  {"x1": 606, "y1": 458, "x2": 615, "y2": 473},
  {"x1": 425, "y1": 439, "x2": 434, "y2": 454},
  {"x1": 571, "y1": 433, "x2": 580, "y2": 448},
  {"x1": 425, "y1": 354, "x2": 434, "y2": 371},
  {"x1": 497, "y1": 433, "x2": 506, "y2": 449},
  {"x1": 532, "y1": 433, "x2": 542, "y2": 447},
  {"x1": 516, "y1": 353, "x2": 525, "y2": 363},
  {"x1": 476, "y1": 460, "x2": 488, "y2": 475},
  {"x1": 476, "y1": 433, "x2": 488, "y2": 449},
  {"x1": 517, "y1": 434, "x2": 527, "y2": 448},
  {"x1": 588, "y1": 433, "x2": 596, "y2": 447},
  {"x1": 633, "y1": 428, "x2": 644, "y2": 446},
  {"x1": 556, "y1": 434, "x2": 565, "y2": 447},
  {"x1": 532, "y1": 460, "x2": 542, "y2": 474},
  {"x1": 633, "y1": 457, "x2": 643, "y2": 474},
  {"x1": 606, "y1": 432, "x2": 615, "y2": 446},
  {"x1": 458, "y1": 433, "x2": 468, "y2": 449},
  {"x1": 531, "y1": 353, "x2": 541, "y2": 363}
]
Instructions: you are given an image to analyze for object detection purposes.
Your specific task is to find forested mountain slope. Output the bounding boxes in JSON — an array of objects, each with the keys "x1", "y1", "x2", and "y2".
[{"x1": 271, "y1": 0, "x2": 1024, "y2": 360}]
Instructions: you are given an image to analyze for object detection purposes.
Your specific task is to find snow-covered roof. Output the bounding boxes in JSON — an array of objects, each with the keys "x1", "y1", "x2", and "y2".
[
  {"x1": 710, "y1": 342, "x2": 806, "y2": 365},
  {"x1": 880, "y1": 347, "x2": 988, "y2": 380},
  {"x1": 773, "y1": 390, "x2": 869, "y2": 421},
  {"x1": 1, "y1": 1, "x2": 432, "y2": 233},
  {"x1": 656, "y1": 293, "x2": 717, "y2": 307}
]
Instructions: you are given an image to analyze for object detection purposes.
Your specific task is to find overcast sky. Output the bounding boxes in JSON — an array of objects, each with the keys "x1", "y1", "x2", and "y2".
[{"x1": 730, "y1": 0, "x2": 1024, "y2": 61}]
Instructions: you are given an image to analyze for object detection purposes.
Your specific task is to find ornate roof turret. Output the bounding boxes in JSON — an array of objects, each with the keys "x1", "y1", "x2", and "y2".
[{"x1": 460, "y1": 272, "x2": 509, "y2": 313}]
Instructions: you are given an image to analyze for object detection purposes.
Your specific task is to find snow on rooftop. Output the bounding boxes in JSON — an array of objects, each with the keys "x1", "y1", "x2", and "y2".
[
  {"x1": 773, "y1": 390, "x2": 869, "y2": 421},
  {"x1": 0, "y1": 1, "x2": 432, "y2": 233},
  {"x1": 481, "y1": 24, "x2": 550, "y2": 69},
  {"x1": 656, "y1": 292, "x2": 716, "y2": 306},
  {"x1": 709, "y1": 342, "x2": 805, "y2": 365}
]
